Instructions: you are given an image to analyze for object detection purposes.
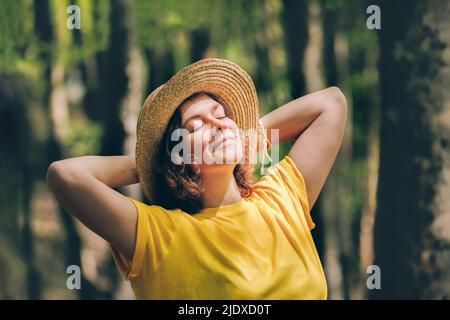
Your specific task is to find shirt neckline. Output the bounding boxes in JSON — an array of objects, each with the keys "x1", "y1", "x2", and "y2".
[{"x1": 194, "y1": 197, "x2": 250, "y2": 217}]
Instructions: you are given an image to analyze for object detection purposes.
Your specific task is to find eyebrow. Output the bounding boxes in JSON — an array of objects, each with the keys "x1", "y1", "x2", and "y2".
[{"x1": 182, "y1": 102, "x2": 221, "y2": 127}]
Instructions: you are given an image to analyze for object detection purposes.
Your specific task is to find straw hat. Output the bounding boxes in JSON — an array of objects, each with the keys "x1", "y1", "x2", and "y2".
[{"x1": 135, "y1": 58, "x2": 261, "y2": 204}]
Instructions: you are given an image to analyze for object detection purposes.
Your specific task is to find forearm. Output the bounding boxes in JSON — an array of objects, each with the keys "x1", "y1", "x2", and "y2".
[
  {"x1": 50, "y1": 154, "x2": 138, "y2": 188},
  {"x1": 260, "y1": 87, "x2": 345, "y2": 145}
]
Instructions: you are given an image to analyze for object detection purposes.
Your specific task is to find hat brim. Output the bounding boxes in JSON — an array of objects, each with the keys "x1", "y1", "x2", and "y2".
[{"x1": 136, "y1": 58, "x2": 260, "y2": 204}]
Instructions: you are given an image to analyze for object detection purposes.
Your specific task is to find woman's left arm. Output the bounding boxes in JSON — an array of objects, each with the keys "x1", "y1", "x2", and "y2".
[{"x1": 260, "y1": 86, "x2": 347, "y2": 209}]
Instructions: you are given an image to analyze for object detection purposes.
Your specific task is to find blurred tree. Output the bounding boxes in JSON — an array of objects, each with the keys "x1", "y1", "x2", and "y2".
[
  {"x1": 316, "y1": 0, "x2": 381, "y2": 300},
  {"x1": 303, "y1": 0, "x2": 326, "y2": 282},
  {"x1": 0, "y1": 0, "x2": 45, "y2": 299},
  {"x1": 345, "y1": 0, "x2": 381, "y2": 299},
  {"x1": 241, "y1": 0, "x2": 277, "y2": 108},
  {"x1": 145, "y1": 47, "x2": 175, "y2": 94},
  {"x1": 281, "y1": 0, "x2": 308, "y2": 99},
  {"x1": 314, "y1": 0, "x2": 359, "y2": 300},
  {"x1": 315, "y1": 0, "x2": 346, "y2": 300},
  {"x1": 41, "y1": 0, "x2": 111, "y2": 299},
  {"x1": 0, "y1": 74, "x2": 38, "y2": 299},
  {"x1": 79, "y1": 0, "x2": 142, "y2": 298},
  {"x1": 373, "y1": 0, "x2": 450, "y2": 299},
  {"x1": 321, "y1": 0, "x2": 338, "y2": 87},
  {"x1": 189, "y1": 28, "x2": 210, "y2": 62}
]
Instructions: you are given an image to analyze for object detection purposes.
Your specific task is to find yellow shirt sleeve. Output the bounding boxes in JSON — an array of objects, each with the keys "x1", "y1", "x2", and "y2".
[
  {"x1": 109, "y1": 197, "x2": 148, "y2": 280},
  {"x1": 110, "y1": 197, "x2": 178, "y2": 281},
  {"x1": 253, "y1": 155, "x2": 315, "y2": 230}
]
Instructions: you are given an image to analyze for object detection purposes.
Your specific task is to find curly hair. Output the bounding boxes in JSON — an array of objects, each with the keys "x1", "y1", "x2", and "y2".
[{"x1": 153, "y1": 92, "x2": 254, "y2": 215}]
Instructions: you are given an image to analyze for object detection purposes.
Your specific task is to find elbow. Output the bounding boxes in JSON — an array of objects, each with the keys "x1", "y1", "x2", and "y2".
[
  {"x1": 325, "y1": 86, "x2": 347, "y2": 120},
  {"x1": 46, "y1": 161, "x2": 65, "y2": 193},
  {"x1": 47, "y1": 161, "x2": 86, "y2": 212},
  {"x1": 47, "y1": 161, "x2": 60, "y2": 184},
  {"x1": 327, "y1": 86, "x2": 347, "y2": 109},
  {"x1": 46, "y1": 160, "x2": 77, "y2": 193}
]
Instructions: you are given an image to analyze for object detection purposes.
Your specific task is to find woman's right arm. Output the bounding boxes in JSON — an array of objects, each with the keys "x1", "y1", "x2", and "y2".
[
  {"x1": 260, "y1": 87, "x2": 347, "y2": 209},
  {"x1": 46, "y1": 155, "x2": 139, "y2": 260}
]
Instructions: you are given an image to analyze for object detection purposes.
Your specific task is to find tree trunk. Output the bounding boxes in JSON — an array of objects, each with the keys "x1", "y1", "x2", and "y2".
[
  {"x1": 88, "y1": 0, "x2": 139, "y2": 299},
  {"x1": 145, "y1": 47, "x2": 176, "y2": 94},
  {"x1": 190, "y1": 29, "x2": 210, "y2": 62},
  {"x1": 304, "y1": 0, "x2": 326, "y2": 271},
  {"x1": 96, "y1": 0, "x2": 129, "y2": 157},
  {"x1": 0, "y1": 75, "x2": 35, "y2": 299},
  {"x1": 321, "y1": 0, "x2": 338, "y2": 87},
  {"x1": 281, "y1": 0, "x2": 309, "y2": 99},
  {"x1": 316, "y1": 1, "x2": 355, "y2": 297},
  {"x1": 304, "y1": 0, "x2": 324, "y2": 92},
  {"x1": 372, "y1": 0, "x2": 450, "y2": 299}
]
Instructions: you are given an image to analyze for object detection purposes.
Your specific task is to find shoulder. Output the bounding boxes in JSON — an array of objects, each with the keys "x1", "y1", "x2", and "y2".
[{"x1": 254, "y1": 155, "x2": 306, "y2": 189}]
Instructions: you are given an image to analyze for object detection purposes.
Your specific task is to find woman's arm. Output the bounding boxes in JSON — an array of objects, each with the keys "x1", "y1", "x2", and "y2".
[
  {"x1": 260, "y1": 86, "x2": 347, "y2": 209},
  {"x1": 47, "y1": 155, "x2": 139, "y2": 260}
]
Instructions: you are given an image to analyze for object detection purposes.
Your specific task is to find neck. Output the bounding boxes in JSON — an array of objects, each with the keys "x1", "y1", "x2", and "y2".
[{"x1": 200, "y1": 166, "x2": 242, "y2": 209}]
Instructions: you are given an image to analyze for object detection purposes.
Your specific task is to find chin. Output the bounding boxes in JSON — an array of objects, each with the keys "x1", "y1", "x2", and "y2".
[{"x1": 211, "y1": 141, "x2": 243, "y2": 165}]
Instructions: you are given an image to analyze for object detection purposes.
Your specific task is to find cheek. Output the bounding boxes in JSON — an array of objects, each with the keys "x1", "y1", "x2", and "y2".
[
  {"x1": 235, "y1": 136, "x2": 244, "y2": 154},
  {"x1": 189, "y1": 130, "x2": 210, "y2": 151},
  {"x1": 226, "y1": 119, "x2": 238, "y2": 130}
]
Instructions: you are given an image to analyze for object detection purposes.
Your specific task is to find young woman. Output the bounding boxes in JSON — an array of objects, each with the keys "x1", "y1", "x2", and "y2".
[{"x1": 47, "y1": 59, "x2": 347, "y2": 299}]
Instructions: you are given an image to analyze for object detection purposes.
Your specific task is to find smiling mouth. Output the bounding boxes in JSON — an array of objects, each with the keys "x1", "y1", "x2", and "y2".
[{"x1": 211, "y1": 134, "x2": 235, "y2": 151}]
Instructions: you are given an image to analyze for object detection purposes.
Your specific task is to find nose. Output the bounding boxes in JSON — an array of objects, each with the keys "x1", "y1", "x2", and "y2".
[
  {"x1": 206, "y1": 117, "x2": 234, "y2": 144},
  {"x1": 206, "y1": 115, "x2": 229, "y2": 131}
]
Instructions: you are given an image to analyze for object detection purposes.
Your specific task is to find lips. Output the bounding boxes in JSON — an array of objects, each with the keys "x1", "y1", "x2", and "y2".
[{"x1": 211, "y1": 133, "x2": 235, "y2": 151}]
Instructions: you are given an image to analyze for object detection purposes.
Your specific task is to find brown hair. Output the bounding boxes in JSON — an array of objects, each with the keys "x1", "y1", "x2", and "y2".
[{"x1": 154, "y1": 92, "x2": 254, "y2": 215}]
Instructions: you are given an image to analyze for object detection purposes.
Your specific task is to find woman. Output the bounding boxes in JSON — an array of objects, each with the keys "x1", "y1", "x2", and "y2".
[{"x1": 47, "y1": 59, "x2": 347, "y2": 299}]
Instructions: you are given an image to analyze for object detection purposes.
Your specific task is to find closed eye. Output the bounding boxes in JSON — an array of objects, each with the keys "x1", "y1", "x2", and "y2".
[
  {"x1": 193, "y1": 117, "x2": 225, "y2": 132},
  {"x1": 192, "y1": 123, "x2": 203, "y2": 132},
  {"x1": 190, "y1": 115, "x2": 227, "y2": 133}
]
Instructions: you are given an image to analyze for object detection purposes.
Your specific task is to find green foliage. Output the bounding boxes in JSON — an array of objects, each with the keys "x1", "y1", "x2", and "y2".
[
  {"x1": 319, "y1": 0, "x2": 346, "y2": 11},
  {"x1": 48, "y1": 0, "x2": 111, "y2": 66},
  {"x1": 0, "y1": 0, "x2": 110, "y2": 73},
  {"x1": 0, "y1": 0, "x2": 39, "y2": 74},
  {"x1": 134, "y1": 0, "x2": 248, "y2": 52},
  {"x1": 135, "y1": 0, "x2": 208, "y2": 48},
  {"x1": 74, "y1": 0, "x2": 110, "y2": 61},
  {"x1": 65, "y1": 116, "x2": 102, "y2": 157}
]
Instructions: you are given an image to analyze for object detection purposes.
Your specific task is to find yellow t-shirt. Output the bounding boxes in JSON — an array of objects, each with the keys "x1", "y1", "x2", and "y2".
[{"x1": 111, "y1": 155, "x2": 327, "y2": 299}]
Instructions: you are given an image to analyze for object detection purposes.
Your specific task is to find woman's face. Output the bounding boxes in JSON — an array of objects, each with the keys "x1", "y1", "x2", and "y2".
[{"x1": 179, "y1": 94, "x2": 244, "y2": 171}]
